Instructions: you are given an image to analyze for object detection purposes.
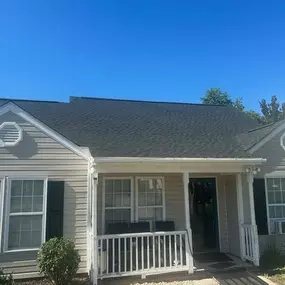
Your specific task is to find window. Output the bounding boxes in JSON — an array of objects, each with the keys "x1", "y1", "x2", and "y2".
[
  {"x1": 5, "y1": 179, "x2": 47, "y2": 251},
  {"x1": 104, "y1": 179, "x2": 132, "y2": 229},
  {"x1": 137, "y1": 178, "x2": 165, "y2": 223},
  {"x1": 266, "y1": 177, "x2": 285, "y2": 234}
]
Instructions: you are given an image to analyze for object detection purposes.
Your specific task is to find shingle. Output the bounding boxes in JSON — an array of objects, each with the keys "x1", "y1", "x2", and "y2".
[
  {"x1": 0, "y1": 97, "x2": 261, "y2": 158},
  {"x1": 236, "y1": 119, "x2": 285, "y2": 151}
]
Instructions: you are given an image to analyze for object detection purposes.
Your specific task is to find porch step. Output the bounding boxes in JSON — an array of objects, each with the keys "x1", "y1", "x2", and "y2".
[{"x1": 205, "y1": 265, "x2": 248, "y2": 274}]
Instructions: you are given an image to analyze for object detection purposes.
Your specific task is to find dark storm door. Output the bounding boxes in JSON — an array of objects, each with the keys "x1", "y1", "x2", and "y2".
[{"x1": 202, "y1": 178, "x2": 219, "y2": 249}]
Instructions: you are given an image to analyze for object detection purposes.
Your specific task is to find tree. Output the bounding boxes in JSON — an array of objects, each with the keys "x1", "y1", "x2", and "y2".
[
  {"x1": 201, "y1": 88, "x2": 232, "y2": 105},
  {"x1": 201, "y1": 89, "x2": 285, "y2": 124},
  {"x1": 246, "y1": 109, "x2": 263, "y2": 123},
  {"x1": 259, "y1": 95, "x2": 285, "y2": 123},
  {"x1": 232, "y1": 97, "x2": 245, "y2": 111},
  {"x1": 201, "y1": 88, "x2": 246, "y2": 111}
]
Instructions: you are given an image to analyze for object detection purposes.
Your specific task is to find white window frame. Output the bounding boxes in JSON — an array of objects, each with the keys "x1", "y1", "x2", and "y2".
[
  {"x1": 102, "y1": 177, "x2": 134, "y2": 234},
  {"x1": 135, "y1": 176, "x2": 166, "y2": 223},
  {"x1": 0, "y1": 177, "x2": 5, "y2": 252},
  {"x1": 265, "y1": 174, "x2": 285, "y2": 235},
  {"x1": 3, "y1": 177, "x2": 48, "y2": 252}
]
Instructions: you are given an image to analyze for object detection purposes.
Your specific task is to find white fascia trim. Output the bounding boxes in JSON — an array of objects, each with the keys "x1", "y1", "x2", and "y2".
[
  {"x1": 0, "y1": 102, "x2": 91, "y2": 162},
  {"x1": 249, "y1": 121, "x2": 285, "y2": 154},
  {"x1": 95, "y1": 157, "x2": 266, "y2": 164}
]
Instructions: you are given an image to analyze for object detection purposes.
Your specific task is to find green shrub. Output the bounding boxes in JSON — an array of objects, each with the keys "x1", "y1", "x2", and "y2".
[
  {"x1": 37, "y1": 237, "x2": 80, "y2": 285},
  {"x1": 260, "y1": 245, "x2": 283, "y2": 271},
  {"x1": 0, "y1": 268, "x2": 13, "y2": 285}
]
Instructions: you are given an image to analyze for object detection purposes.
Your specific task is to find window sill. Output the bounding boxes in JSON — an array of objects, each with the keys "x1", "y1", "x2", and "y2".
[{"x1": 3, "y1": 248, "x2": 40, "y2": 253}]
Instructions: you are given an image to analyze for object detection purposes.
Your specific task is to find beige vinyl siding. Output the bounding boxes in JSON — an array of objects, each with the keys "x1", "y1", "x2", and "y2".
[
  {"x1": 225, "y1": 175, "x2": 241, "y2": 257},
  {"x1": 216, "y1": 175, "x2": 229, "y2": 252},
  {"x1": 0, "y1": 112, "x2": 88, "y2": 276}
]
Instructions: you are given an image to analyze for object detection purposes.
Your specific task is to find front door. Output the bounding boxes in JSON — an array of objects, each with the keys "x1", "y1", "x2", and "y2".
[{"x1": 189, "y1": 178, "x2": 219, "y2": 252}]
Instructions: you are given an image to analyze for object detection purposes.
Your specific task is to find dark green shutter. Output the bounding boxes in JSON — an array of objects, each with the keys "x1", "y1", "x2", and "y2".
[
  {"x1": 46, "y1": 181, "x2": 65, "y2": 240},
  {"x1": 253, "y1": 178, "x2": 268, "y2": 235}
]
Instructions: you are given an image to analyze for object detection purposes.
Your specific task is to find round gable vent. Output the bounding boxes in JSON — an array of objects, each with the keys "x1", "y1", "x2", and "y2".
[{"x1": 0, "y1": 122, "x2": 23, "y2": 147}]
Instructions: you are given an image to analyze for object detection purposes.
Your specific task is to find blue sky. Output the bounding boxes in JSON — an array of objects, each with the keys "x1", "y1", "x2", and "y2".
[{"x1": 0, "y1": 1, "x2": 285, "y2": 111}]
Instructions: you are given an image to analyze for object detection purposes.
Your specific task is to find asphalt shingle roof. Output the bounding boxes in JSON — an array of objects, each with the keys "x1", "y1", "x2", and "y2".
[
  {"x1": 236, "y1": 119, "x2": 285, "y2": 151},
  {"x1": 0, "y1": 97, "x2": 263, "y2": 158}
]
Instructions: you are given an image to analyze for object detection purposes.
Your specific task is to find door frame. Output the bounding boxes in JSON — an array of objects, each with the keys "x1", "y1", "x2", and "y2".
[{"x1": 188, "y1": 175, "x2": 221, "y2": 252}]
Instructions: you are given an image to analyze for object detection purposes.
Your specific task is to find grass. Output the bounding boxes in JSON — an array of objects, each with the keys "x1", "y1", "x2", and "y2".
[
  {"x1": 259, "y1": 246, "x2": 285, "y2": 284},
  {"x1": 15, "y1": 277, "x2": 89, "y2": 285},
  {"x1": 263, "y1": 268, "x2": 285, "y2": 284}
]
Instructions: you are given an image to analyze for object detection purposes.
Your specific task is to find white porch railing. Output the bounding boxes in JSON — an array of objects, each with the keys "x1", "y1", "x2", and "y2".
[
  {"x1": 97, "y1": 230, "x2": 190, "y2": 278},
  {"x1": 241, "y1": 224, "x2": 259, "y2": 265}
]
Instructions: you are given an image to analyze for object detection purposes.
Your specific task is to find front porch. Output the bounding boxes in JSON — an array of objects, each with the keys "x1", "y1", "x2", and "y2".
[{"x1": 91, "y1": 159, "x2": 263, "y2": 283}]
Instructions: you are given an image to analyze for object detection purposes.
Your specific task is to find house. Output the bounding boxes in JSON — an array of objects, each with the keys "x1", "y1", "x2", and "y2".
[{"x1": 0, "y1": 96, "x2": 284, "y2": 284}]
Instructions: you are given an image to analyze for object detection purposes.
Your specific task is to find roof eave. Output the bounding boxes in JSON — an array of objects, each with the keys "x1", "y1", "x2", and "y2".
[{"x1": 95, "y1": 157, "x2": 266, "y2": 164}]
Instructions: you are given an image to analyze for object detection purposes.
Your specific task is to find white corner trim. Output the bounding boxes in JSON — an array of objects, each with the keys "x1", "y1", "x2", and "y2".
[
  {"x1": 0, "y1": 102, "x2": 91, "y2": 161},
  {"x1": 0, "y1": 177, "x2": 5, "y2": 253},
  {"x1": 249, "y1": 122, "x2": 285, "y2": 154}
]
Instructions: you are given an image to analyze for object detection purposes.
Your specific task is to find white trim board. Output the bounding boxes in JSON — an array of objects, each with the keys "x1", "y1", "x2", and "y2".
[
  {"x1": 0, "y1": 102, "x2": 91, "y2": 162},
  {"x1": 97, "y1": 162, "x2": 255, "y2": 174},
  {"x1": 0, "y1": 177, "x2": 5, "y2": 252},
  {"x1": 95, "y1": 157, "x2": 266, "y2": 163}
]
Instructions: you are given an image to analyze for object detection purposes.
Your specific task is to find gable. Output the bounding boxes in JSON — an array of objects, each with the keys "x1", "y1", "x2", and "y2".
[
  {"x1": 0, "y1": 110, "x2": 89, "y2": 161},
  {"x1": 253, "y1": 129, "x2": 285, "y2": 176},
  {"x1": 0, "y1": 103, "x2": 90, "y2": 161}
]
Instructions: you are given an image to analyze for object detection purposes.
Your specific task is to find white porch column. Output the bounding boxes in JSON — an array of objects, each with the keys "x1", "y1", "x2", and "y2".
[
  {"x1": 91, "y1": 167, "x2": 98, "y2": 285},
  {"x1": 236, "y1": 174, "x2": 245, "y2": 260},
  {"x1": 246, "y1": 169, "x2": 260, "y2": 266},
  {"x1": 183, "y1": 172, "x2": 194, "y2": 274}
]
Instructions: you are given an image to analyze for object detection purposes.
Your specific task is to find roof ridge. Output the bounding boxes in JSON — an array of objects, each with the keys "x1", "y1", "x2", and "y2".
[
  {"x1": 247, "y1": 118, "x2": 285, "y2": 133},
  {"x1": 0, "y1": 98, "x2": 63, "y2": 104},
  {"x1": 247, "y1": 122, "x2": 276, "y2": 133},
  {"x1": 69, "y1": 96, "x2": 229, "y2": 107}
]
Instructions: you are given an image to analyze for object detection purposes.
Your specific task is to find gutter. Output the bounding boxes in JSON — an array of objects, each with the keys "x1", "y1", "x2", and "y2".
[{"x1": 95, "y1": 157, "x2": 266, "y2": 164}]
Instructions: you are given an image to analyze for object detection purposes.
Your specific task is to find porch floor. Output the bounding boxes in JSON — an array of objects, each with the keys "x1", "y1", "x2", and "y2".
[
  {"x1": 98, "y1": 269, "x2": 267, "y2": 285},
  {"x1": 98, "y1": 253, "x2": 257, "y2": 285},
  {"x1": 194, "y1": 252, "x2": 252, "y2": 273}
]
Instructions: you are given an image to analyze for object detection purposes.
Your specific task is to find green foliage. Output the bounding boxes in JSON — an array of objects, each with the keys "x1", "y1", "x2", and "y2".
[
  {"x1": 0, "y1": 268, "x2": 13, "y2": 285},
  {"x1": 37, "y1": 237, "x2": 81, "y2": 285},
  {"x1": 232, "y1": 97, "x2": 245, "y2": 111},
  {"x1": 201, "y1": 88, "x2": 232, "y2": 105},
  {"x1": 259, "y1": 95, "x2": 285, "y2": 124},
  {"x1": 201, "y1": 88, "x2": 246, "y2": 111},
  {"x1": 201, "y1": 89, "x2": 285, "y2": 124},
  {"x1": 246, "y1": 109, "x2": 263, "y2": 123},
  {"x1": 260, "y1": 245, "x2": 283, "y2": 271}
]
